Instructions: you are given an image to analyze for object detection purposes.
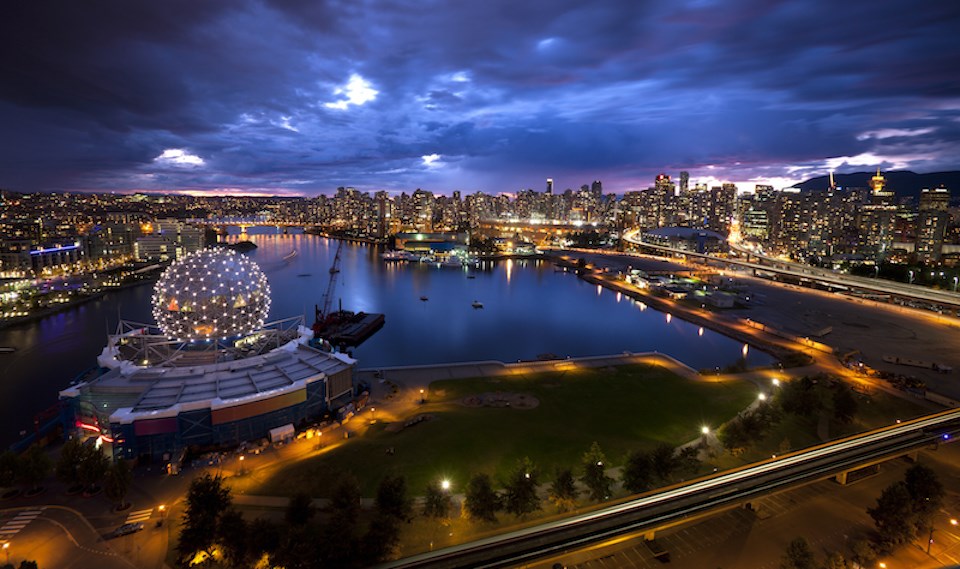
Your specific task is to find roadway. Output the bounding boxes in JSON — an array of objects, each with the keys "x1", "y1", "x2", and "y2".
[
  {"x1": 532, "y1": 443, "x2": 960, "y2": 569},
  {"x1": 0, "y1": 505, "x2": 147, "y2": 569},
  {"x1": 380, "y1": 409, "x2": 960, "y2": 569},
  {"x1": 622, "y1": 229, "x2": 960, "y2": 310}
]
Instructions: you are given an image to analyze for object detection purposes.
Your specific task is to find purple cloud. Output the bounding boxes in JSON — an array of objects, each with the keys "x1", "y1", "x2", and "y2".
[{"x1": 0, "y1": 0, "x2": 958, "y2": 195}]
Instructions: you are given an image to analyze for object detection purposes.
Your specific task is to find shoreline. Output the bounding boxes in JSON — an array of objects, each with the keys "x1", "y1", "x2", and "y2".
[{"x1": 0, "y1": 277, "x2": 157, "y2": 332}]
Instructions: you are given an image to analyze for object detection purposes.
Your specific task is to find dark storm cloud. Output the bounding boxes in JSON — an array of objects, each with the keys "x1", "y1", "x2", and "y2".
[{"x1": 0, "y1": 0, "x2": 958, "y2": 194}]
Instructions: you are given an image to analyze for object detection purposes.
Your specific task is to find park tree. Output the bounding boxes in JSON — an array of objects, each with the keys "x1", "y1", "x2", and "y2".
[
  {"x1": 318, "y1": 476, "x2": 363, "y2": 567},
  {"x1": 718, "y1": 417, "x2": 750, "y2": 453},
  {"x1": 329, "y1": 475, "x2": 363, "y2": 526},
  {"x1": 247, "y1": 517, "x2": 281, "y2": 564},
  {"x1": 0, "y1": 450, "x2": 19, "y2": 489},
  {"x1": 275, "y1": 525, "x2": 318, "y2": 569},
  {"x1": 177, "y1": 473, "x2": 232, "y2": 564},
  {"x1": 55, "y1": 438, "x2": 85, "y2": 490},
  {"x1": 674, "y1": 446, "x2": 701, "y2": 476},
  {"x1": 832, "y1": 382, "x2": 858, "y2": 424},
  {"x1": 650, "y1": 443, "x2": 678, "y2": 481},
  {"x1": 503, "y1": 457, "x2": 540, "y2": 518},
  {"x1": 284, "y1": 491, "x2": 316, "y2": 527},
  {"x1": 17, "y1": 446, "x2": 51, "y2": 493},
  {"x1": 362, "y1": 512, "x2": 402, "y2": 565},
  {"x1": 581, "y1": 442, "x2": 613, "y2": 502},
  {"x1": 778, "y1": 376, "x2": 822, "y2": 416},
  {"x1": 779, "y1": 537, "x2": 815, "y2": 569},
  {"x1": 103, "y1": 459, "x2": 132, "y2": 510},
  {"x1": 849, "y1": 538, "x2": 877, "y2": 568},
  {"x1": 868, "y1": 481, "x2": 917, "y2": 546},
  {"x1": 422, "y1": 481, "x2": 451, "y2": 519},
  {"x1": 376, "y1": 473, "x2": 413, "y2": 522},
  {"x1": 822, "y1": 551, "x2": 848, "y2": 569},
  {"x1": 464, "y1": 472, "x2": 501, "y2": 523},
  {"x1": 548, "y1": 468, "x2": 579, "y2": 512},
  {"x1": 904, "y1": 463, "x2": 944, "y2": 525},
  {"x1": 621, "y1": 450, "x2": 653, "y2": 494},
  {"x1": 77, "y1": 447, "x2": 109, "y2": 493},
  {"x1": 216, "y1": 508, "x2": 249, "y2": 568}
]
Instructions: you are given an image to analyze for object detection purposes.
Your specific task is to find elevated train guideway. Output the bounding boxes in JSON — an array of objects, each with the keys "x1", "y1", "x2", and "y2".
[
  {"x1": 622, "y1": 230, "x2": 960, "y2": 312},
  {"x1": 380, "y1": 407, "x2": 960, "y2": 569}
]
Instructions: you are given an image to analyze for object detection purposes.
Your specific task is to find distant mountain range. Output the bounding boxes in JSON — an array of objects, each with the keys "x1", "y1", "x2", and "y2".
[{"x1": 796, "y1": 171, "x2": 960, "y2": 202}]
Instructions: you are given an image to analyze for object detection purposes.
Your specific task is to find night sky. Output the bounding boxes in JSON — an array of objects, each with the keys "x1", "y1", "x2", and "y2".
[{"x1": 2, "y1": 1, "x2": 958, "y2": 196}]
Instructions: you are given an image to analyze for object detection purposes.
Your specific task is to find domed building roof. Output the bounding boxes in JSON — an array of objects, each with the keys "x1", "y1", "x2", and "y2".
[{"x1": 151, "y1": 248, "x2": 271, "y2": 342}]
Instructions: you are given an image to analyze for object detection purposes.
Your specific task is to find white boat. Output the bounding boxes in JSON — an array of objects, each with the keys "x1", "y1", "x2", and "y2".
[
  {"x1": 471, "y1": 300, "x2": 484, "y2": 309},
  {"x1": 381, "y1": 250, "x2": 412, "y2": 262},
  {"x1": 439, "y1": 258, "x2": 463, "y2": 268}
]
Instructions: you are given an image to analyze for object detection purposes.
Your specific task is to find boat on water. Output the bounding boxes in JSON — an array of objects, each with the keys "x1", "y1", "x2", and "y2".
[
  {"x1": 472, "y1": 300, "x2": 484, "y2": 309},
  {"x1": 466, "y1": 275, "x2": 476, "y2": 279},
  {"x1": 381, "y1": 250, "x2": 415, "y2": 262},
  {"x1": 0, "y1": 347, "x2": 15, "y2": 354},
  {"x1": 297, "y1": 273, "x2": 312, "y2": 277},
  {"x1": 420, "y1": 296, "x2": 429, "y2": 302}
]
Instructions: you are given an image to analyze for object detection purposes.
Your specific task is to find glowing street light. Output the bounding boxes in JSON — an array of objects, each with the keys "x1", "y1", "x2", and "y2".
[
  {"x1": 772, "y1": 378, "x2": 780, "y2": 387},
  {"x1": 701, "y1": 425, "x2": 710, "y2": 435},
  {"x1": 758, "y1": 393, "x2": 767, "y2": 401},
  {"x1": 441, "y1": 479, "x2": 450, "y2": 491},
  {"x1": 3, "y1": 542, "x2": 8, "y2": 565}
]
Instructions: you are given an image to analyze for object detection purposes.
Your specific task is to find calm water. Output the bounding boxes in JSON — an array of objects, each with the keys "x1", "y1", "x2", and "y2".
[{"x1": 0, "y1": 229, "x2": 771, "y2": 447}]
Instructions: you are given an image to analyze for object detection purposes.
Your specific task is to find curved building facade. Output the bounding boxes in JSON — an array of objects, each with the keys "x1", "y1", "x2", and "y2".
[
  {"x1": 58, "y1": 248, "x2": 356, "y2": 462},
  {"x1": 60, "y1": 322, "x2": 355, "y2": 461}
]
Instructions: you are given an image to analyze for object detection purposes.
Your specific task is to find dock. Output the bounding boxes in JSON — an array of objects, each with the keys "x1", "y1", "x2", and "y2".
[{"x1": 321, "y1": 311, "x2": 385, "y2": 347}]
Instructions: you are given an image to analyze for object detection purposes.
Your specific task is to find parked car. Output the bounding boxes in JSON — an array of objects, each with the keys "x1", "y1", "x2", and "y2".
[{"x1": 111, "y1": 522, "x2": 144, "y2": 538}]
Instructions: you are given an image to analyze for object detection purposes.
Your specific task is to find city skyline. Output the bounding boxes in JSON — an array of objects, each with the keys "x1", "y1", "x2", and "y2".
[{"x1": 1, "y1": 1, "x2": 959, "y2": 196}]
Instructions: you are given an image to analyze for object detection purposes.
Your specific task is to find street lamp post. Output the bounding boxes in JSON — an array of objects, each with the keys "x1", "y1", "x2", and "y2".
[
  {"x1": 928, "y1": 517, "x2": 958, "y2": 555},
  {"x1": 238, "y1": 455, "x2": 245, "y2": 476},
  {"x1": 3, "y1": 542, "x2": 8, "y2": 565}
]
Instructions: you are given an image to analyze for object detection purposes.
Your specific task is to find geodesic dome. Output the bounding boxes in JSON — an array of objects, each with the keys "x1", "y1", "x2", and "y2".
[{"x1": 152, "y1": 248, "x2": 271, "y2": 342}]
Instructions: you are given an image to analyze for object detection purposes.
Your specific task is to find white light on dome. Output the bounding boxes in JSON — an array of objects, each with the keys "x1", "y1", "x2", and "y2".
[{"x1": 151, "y1": 248, "x2": 271, "y2": 342}]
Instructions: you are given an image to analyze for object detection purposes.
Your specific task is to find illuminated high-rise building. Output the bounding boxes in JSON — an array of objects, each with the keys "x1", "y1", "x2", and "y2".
[
  {"x1": 546, "y1": 178, "x2": 554, "y2": 195},
  {"x1": 915, "y1": 186, "x2": 951, "y2": 263}
]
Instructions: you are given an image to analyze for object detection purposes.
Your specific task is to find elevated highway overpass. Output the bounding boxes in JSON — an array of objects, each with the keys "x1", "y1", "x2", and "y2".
[
  {"x1": 382, "y1": 407, "x2": 960, "y2": 569},
  {"x1": 622, "y1": 229, "x2": 960, "y2": 312}
]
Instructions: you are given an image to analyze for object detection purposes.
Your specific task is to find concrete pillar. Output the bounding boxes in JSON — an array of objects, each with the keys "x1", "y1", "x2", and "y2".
[
  {"x1": 835, "y1": 471, "x2": 848, "y2": 485},
  {"x1": 905, "y1": 451, "x2": 919, "y2": 463}
]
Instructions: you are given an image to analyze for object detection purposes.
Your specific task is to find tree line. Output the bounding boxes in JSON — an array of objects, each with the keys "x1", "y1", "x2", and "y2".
[
  {"x1": 0, "y1": 438, "x2": 132, "y2": 509},
  {"x1": 176, "y1": 438, "x2": 704, "y2": 568}
]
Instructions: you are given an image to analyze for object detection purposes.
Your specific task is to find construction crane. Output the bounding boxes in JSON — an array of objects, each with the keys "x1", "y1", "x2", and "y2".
[{"x1": 313, "y1": 239, "x2": 343, "y2": 333}]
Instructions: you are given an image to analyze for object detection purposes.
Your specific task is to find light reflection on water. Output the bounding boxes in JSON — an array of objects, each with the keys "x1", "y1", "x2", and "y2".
[{"x1": 0, "y1": 229, "x2": 772, "y2": 446}]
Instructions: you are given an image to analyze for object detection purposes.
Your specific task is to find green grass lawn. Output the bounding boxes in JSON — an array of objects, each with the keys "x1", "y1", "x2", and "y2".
[{"x1": 255, "y1": 364, "x2": 756, "y2": 497}]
